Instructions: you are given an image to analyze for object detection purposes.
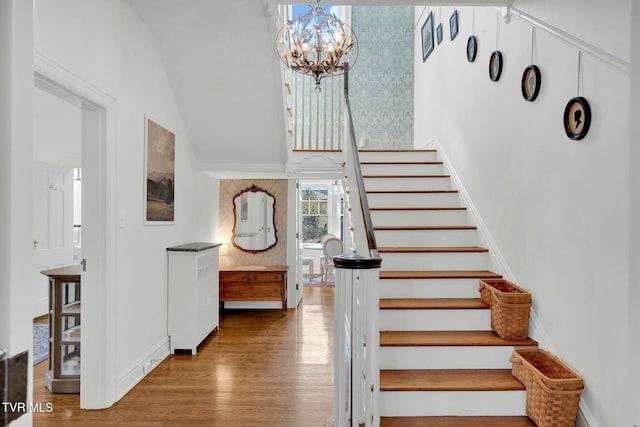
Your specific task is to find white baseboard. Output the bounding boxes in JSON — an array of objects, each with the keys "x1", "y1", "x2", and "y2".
[
  {"x1": 421, "y1": 138, "x2": 596, "y2": 427},
  {"x1": 117, "y1": 337, "x2": 170, "y2": 400}
]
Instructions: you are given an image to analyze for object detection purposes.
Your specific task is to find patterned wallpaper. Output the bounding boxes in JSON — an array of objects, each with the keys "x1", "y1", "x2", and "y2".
[{"x1": 351, "y1": 6, "x2": 414, "y2": 149}]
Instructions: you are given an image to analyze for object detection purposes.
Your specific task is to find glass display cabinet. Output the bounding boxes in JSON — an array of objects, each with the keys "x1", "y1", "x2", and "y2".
[{"x1": 40, "y1": 265, "x2": 81, "y2": 393}]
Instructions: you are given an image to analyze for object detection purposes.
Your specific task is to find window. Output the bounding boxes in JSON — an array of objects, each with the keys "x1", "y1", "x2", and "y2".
[{"x1": 301, "y1": 187, "x2": 328, "y2": 243}]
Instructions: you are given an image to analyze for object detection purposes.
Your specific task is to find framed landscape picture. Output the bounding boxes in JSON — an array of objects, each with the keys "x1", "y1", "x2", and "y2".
[
  {"x1": 144, "y1": 115, "x2": 175, "y2": 224},
  {"x1": 421, "y1": 12, "x2": 435, "y2": 62}
]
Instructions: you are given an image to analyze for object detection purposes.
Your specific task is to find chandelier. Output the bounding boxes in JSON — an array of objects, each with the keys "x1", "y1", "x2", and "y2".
[{"x1": 275, "y1": 2, "x2": 358, "y2": 93}]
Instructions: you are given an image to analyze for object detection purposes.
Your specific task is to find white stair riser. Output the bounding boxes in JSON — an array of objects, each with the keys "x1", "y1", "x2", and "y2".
[
  {"x1": 380, "y1": 252, "x2": 490, "y2": 271},
  {"x1": 367, "y1": 192, "x2": 462, "y2": 208},
  {"x1": 361, "y1": 163, "x2": 445, "y2": 176},
  {"x1": 380, "y1": 309, "x2": 490, "y2": 331},
  {"x1": 364, "y1": 177, "x2": 452, "y2": 191},
  {"x1": 379, "y1": 390, "x2": 527, "y2": 417},
  {"x1": 379, "y1": 278, "x2": 484, "y2": 299},
  {"x1": 380, "y1": 346, "x2": 519, "y2": 370},
  {"x1": 359, "y1": 151, "x2": 439, "y2": 163},
  {"x1": 375, "y1": 229, "x2": 479, "y2": 247},
  {"x1": 371, "y1": 209, "x2": 469, "y2": 226}
]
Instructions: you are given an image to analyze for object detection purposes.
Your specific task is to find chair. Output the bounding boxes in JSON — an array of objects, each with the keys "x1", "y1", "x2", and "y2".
[
  {"x1": 319, "y1": 234, "x2": 343, "y2": 283},
  {"x1": 302, "y1": 256, "x2": 314, "y2": 277}
]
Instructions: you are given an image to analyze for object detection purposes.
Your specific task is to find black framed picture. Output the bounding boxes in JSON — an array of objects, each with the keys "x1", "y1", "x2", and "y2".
[
  {"x1": 449, "y1": 10, "x2": 459, "y2": 40},
  {"x1": 563, "y1": 97, "x2": 591, "y2": 140},
  {"x1": 466, "y1": 35, "x2": 477, "y2": 62},
  {"x1": 421, "y1": 12, "x2": 435, "y2": 62},
  {"x1": 521, "y1": 65, "x2": 541, "y2": 102},
  {"x1": 489, "y1": 51, "x2": 503, "y2": 81},
  {"x1": 437, "y1": 23, "x2": 443, "y2": 45}
]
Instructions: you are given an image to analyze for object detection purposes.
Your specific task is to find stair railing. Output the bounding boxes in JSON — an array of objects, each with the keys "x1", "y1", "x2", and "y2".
[{"x1": 333, "y1": 64, "x2": 382, "y2": 427}]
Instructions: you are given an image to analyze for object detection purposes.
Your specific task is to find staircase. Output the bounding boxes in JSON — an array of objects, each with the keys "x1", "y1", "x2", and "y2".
[{"x1": 359, "y1": 149, "x2": 538, "y2": 427}]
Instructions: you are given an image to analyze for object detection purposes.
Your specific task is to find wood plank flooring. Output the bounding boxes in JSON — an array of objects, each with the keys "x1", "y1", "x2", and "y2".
[{"x1": 33, "y1": 286, "x2": 334, "y2": 427}]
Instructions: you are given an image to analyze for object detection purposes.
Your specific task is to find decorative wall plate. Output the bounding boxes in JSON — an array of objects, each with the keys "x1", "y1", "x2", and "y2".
[
  {"x1": 563, "y1": 96, "x2": 591, "y2": 140},
  {"x1": 489, "y1": 51, "x2": 503, "y2": 81},
  {"x1": 521, "y1": 65, "x2": 541, "y2": 102},
  {"x1": 437, "y1": 23, "x2": 443, "y2": 45},
  {"x1": 466, "y1": 36, "x2": 477, "y2": 62}
]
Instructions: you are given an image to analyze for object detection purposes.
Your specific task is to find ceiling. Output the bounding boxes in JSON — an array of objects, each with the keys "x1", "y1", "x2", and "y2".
[{"x1": 125, "y1": 0, "x2": 512, "y2": 176}]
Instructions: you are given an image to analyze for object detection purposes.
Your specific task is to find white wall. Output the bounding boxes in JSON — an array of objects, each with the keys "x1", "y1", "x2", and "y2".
[
  {"x1": 415, "y1": 3, "x2": 631, "y2": 426},
  {"x1": 33, "y1": 86, "x2": 82, "y2": 166},
  {"x1": 0, "y1": 0, "x2": 34, "y2": 425},
  {"x1": 34, "y1": 0, "x2": 219, "y2": 401},
  {"x1": 629, "y1": 3, "x2": 639, "y2": 425}
]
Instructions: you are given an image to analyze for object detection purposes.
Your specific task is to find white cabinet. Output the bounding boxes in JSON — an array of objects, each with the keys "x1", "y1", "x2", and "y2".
[{"x1": 167, "y1": 242, "x2": 221, "y2": 354}]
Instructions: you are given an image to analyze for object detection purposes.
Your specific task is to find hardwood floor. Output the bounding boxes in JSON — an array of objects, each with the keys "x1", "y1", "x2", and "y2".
[{"x1": 33, "y1": 286, "x2": 334, "y2": 427}]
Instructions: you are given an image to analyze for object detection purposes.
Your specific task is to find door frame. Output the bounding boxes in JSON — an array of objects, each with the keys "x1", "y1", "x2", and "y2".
[{"x1": 34, "y1": 52, "x2": 118, "y2": 409}]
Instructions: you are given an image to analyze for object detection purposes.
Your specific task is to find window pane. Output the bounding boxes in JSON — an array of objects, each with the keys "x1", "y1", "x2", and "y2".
[{"x1": 319, "y1": 200, "x2": 327, "y2": 215}]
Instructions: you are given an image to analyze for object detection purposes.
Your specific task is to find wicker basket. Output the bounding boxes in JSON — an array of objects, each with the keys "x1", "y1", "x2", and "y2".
[
  {"x1": 479, "y1": 279, "x2": 531, "y2": 305},
  {"x1": 479, "y1": 279, "x2": 531, "y2": 339},
  {"x1": 511, "y1": 348, "x2": 584, "y2": 427}
]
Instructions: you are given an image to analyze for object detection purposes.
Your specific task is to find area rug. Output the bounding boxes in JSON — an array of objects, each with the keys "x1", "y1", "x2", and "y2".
[
  {"x1": 33, "y1": 323, "x2": 49, "y2": 365},
  {"x1": 304, "y1": 273, "x2": 335, "y2": 287}
]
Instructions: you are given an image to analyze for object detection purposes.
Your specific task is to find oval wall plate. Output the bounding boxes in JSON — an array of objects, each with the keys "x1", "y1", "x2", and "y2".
[
  {"x1": 521, "y1": 65, "x2": 541, "y2": 102},
  {"x1": 466, "y1": 36, "x2": 477, "y2": 62},
  {"x1": 563, "y1": 96, "x2": 591, "y2": 140},
  {"x1": 489, "y1": 50, "x2": 503, "y2": 82}
]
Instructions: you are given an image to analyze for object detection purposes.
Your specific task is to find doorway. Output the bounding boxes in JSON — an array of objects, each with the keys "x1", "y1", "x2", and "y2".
[
  {"x1": 34, "y1": 53, "x2": 118, "y2": 409},
  {"x1": 298, "y1": 180, "x2": 344, "y2": 291}
]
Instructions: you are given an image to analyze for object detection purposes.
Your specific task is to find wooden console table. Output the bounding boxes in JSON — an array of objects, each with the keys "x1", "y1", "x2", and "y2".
[{"x1": 219, "y1": 266, "x2": 288, "y2": 316}]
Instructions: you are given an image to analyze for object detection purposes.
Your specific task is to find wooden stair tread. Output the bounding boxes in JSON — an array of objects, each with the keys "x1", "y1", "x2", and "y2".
[
  {"x1": 380, "y1": 330, "x2": 538, "y2": 347},
  {"x1": 380, "y1": 416, "x2": 536, "y2": 427},
  {"x1": 380, "y1": 270, "x2": 501, "y2": 279},
  {"x1": 380, "y1": 369, "x2": 525, "y2": 391},
  {"x1": 375, "y1": 225, "x2": 476, "y2": 230},
  {"x1": 378, "y1": 246, "x2": 489, "y2": 253},
  {"x1": 367, "y1": 190, "x2": 458, "y2": 194},
  {"x1": 380, "y1": 298, "x2": 489, "y2": 310},
  {"x1": 370, "y1": 207, "x2": 466, "y2": 211}
]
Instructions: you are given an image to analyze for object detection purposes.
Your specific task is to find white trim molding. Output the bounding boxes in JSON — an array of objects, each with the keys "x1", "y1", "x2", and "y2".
[{"x1": 117, "y1": 338, "x2": 170, "y2": 400}]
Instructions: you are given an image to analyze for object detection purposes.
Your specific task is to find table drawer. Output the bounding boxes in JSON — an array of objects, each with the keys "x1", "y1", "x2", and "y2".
[
  {"x1": 219, "y1": 272, "x2": 248, "y2": 282},
  {"x1": 220, "y1": 283, "x2": 281, "y2": 300},
  {"x1": 248, "y1": 273, "x2": 284, "y2": 283}
]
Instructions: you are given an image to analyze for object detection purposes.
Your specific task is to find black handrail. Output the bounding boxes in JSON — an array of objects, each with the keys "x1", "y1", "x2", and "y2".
[{"x1": 342, "y1": 64, "x2": 379, "y2": 260}]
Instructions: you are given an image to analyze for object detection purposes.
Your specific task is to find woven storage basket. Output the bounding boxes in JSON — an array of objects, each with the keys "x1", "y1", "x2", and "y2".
[
  {"x1": 479, "y1": 279, "x2": 531, "y2": 306},
  {"x1": 511, "y1": 348, "x2": 584, "y2": 427},
  {"x1": 479, "y1": 279, "x2": 531, "y2": 339}
]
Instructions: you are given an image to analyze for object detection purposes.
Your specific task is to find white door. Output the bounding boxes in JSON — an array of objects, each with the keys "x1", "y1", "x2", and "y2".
[{"x1": 32, "y1": 161, "x2": 74, "y2": 317}]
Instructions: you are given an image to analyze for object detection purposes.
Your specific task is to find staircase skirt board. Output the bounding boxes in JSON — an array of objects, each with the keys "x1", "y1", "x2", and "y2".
[{"x1": 379, "y1": 390, "x2": 527, "y2": 417}]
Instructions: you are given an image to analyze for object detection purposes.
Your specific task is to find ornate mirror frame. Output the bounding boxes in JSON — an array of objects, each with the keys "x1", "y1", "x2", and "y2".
[{"x1": 231, "y1": 184, "x2": 278, "y2": 253}]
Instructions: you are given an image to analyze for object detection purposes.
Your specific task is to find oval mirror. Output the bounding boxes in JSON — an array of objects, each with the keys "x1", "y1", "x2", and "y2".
[{"x1": 232, "y1": 185, "x2": 277, "y2": 253}]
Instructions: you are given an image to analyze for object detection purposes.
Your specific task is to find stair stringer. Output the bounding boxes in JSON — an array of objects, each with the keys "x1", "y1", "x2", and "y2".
[{"x1": 417, "y1": 138, "x2": 596, "y2": 427}]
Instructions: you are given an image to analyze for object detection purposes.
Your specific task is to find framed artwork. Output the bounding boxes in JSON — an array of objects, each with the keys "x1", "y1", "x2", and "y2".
[
  {"x1": 144, "y1": 115, "x2": 175, "y2": 224},
  {"x1": 437, "y1": 23, "x2": 443, "y2": 45},
  {"x1": 466, "y1": 35, "x2": 478, "y2": 62},
  {"x1": 521, "y1": 65, "x2": 542, "y2": 102},
  {"x1": 449, "y1": 10, "x2": 459, "y2": 41},
  {"x1": 421, "y1": 12, "x2": 435, "y2": 62},
  {"x1": 489, "y1": 50, "x2": 503, "y2": 82},
  {"x1": 563, "y1": 97, "x2": 591, "y2": 140}
]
